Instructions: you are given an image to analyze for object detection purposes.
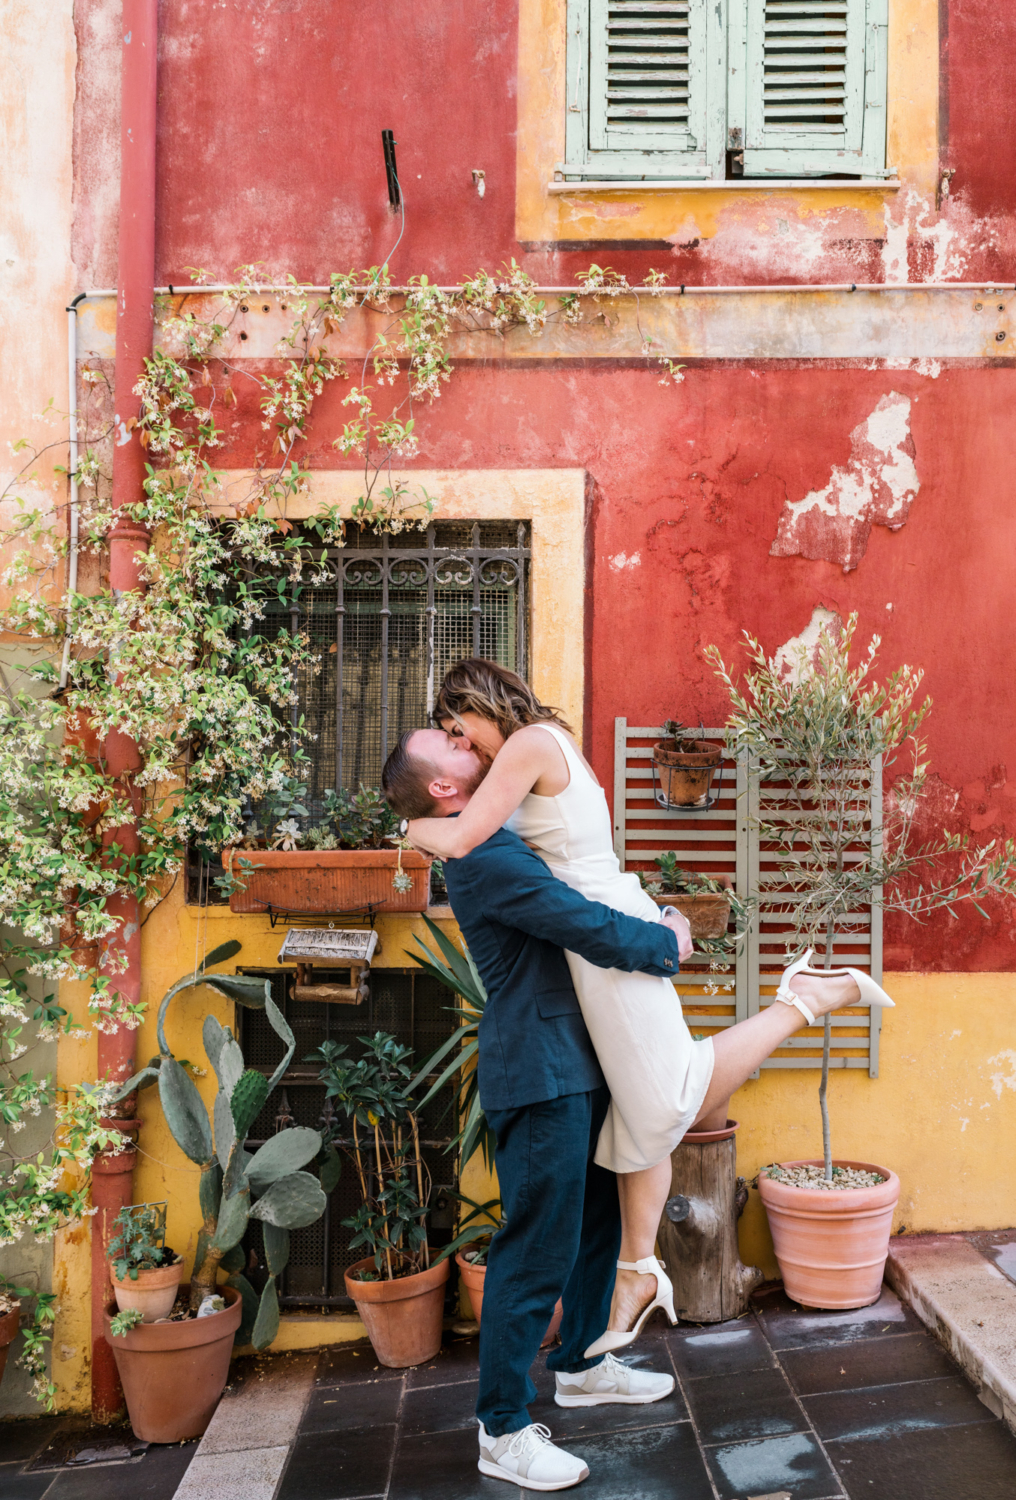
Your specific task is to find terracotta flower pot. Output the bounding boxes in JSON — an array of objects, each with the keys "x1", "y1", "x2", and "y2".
[
  {"x1": 0, "y1": 1303, "x2": 20, "y2": 1387},
  {"x1": 344, "y1": 1255, "x2": 449, "y2": 1367},
  {"x1": 226, "y1": 847, "x2": 432, "y2": 915},
  {"x1": 652, "y1": 739, "x2": 722, "y2": 809},
  {"x1": 109, "y1": 1255, "x2": 184, "y2": 1323},
  {"x1": 758, "y1": 1159, "x2": 901, "y2": 1310},
  {"x1": 455, "y1": 1253, "x2": 563, "y2": 1347},
  {"x1": 104, "y1": 1282, "x2": 242, "y2": 1442},
  {"x1": 651, "y1": 891, "x2": 731, "y2": 939}
]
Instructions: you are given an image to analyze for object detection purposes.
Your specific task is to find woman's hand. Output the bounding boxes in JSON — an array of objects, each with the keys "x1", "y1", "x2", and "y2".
[
  {"x1": 404, "y1": 820, "x2": 445, "y2": 857},
  {"x1": 661, "y1": 907, "x2": 695, "y2": 962}
]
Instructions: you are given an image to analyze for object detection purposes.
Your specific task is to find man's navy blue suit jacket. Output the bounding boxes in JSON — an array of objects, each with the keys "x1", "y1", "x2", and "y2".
[{"x1": 441, "y1": 826, "x2": 681, "y2": 1111}]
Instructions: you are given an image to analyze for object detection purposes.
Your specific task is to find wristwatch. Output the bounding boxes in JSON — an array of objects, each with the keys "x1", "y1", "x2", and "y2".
[{"x1": 398, "y1": 817, "x2": 410, "y2": 838}]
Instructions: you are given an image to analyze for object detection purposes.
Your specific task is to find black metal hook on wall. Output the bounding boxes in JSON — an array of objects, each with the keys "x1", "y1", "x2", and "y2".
[{"x1": 382, "y1": 129, "x2": 401, "y2": 211}]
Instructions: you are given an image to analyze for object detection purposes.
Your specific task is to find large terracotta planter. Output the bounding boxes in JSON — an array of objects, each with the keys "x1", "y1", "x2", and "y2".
[
  {"x1": 109, "y1": 1255, "x2": 184, "y2": 1323},
  {"x1": 0, "y1": 1303, "x2": 20, "y2": 1386},
  {"x1": 105, "y1": 1283, "x2": 242, "y2": 1442},
  {"x1": 652, "y1": 739, "x2": 722, "y2": 809},
  {"x1": 652, "y1": 892, "x2": 731, "y2": 939},
  {"x1": 456, "y1": 1253, "x2": 563, "y2": 1347},
  {"x1": 758, "y1": 1159, "x2": 901, "y2": 1310},
  {"x1": 344, "y1": 1255, "x2": 449, "y2": 1367},
  {"x1": 227, "y1": 847, "x2": 432, "y2": 915}
]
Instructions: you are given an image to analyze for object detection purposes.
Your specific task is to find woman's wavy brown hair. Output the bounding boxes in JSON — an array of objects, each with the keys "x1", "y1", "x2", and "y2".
[{"x1": 434, "y1": 658, "x2": 573, "y2": 741}]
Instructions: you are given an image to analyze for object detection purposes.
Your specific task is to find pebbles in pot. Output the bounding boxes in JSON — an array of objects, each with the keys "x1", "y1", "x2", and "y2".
[{"x1": 762, "y1": 1163, "x2": 885, "y2": 1191}]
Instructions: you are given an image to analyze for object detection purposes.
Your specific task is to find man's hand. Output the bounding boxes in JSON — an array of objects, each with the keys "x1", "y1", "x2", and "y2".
[{"x1": 661, "y1": 907, "x2": 694, "y2": 962}]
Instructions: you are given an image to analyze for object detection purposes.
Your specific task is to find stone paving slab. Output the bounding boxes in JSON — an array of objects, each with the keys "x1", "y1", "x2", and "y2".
[{"x1": 886, "y1": 1232, "x2": 1016, "y2": 1433}]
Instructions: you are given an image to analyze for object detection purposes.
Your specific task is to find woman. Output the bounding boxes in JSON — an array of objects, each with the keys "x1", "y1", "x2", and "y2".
[{"x1": 407, "y1": 659, "x2": 889, "y2": 1354}]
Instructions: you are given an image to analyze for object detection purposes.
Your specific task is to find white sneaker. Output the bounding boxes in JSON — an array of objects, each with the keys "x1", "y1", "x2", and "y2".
[
  {"x1": 478, "y1": 1421, "x2": 590, "y2": 1491},
  {"x1": 555, "y1": 1352, "x2": 675, "y2": 1407}
]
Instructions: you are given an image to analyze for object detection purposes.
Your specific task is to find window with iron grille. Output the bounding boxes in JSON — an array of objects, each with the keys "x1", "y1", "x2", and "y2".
[
  {"x1": 560, "y1": 0, "x2": 890, "y2": 181},
  {"x1": 237, "y1": 967, "x2": 461, "y2": 1308},
  {"x1": 188, "y1": 519, "x2": 531, "y2": 898}
]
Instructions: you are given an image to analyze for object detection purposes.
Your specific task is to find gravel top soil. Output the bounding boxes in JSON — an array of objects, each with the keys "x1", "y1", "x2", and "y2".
[{"x1": 762, "y1": 1163, "x2": 885, "y2": 1191}]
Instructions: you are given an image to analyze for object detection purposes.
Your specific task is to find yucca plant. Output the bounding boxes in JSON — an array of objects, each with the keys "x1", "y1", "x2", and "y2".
[
  {"x1": 113, "y1": 941, "x2": 329, "y2": 1347},
  {"x1": 408, "y1": 916, "x2": 493, "y2": 1171}
]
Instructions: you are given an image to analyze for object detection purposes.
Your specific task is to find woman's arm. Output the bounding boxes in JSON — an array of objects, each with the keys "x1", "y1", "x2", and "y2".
[{"x1": 407, "y1": 728, "x2": 561, "y2": 859}]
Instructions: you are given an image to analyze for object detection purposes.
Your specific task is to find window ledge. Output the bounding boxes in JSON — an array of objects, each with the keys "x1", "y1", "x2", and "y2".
[{"x1": 547, "y1": 178, "x2": 900, "y2": 194}]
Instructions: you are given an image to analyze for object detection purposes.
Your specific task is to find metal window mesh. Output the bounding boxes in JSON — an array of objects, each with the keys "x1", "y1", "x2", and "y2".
[{"x1": 237, "y1": 967, "x2": 460, "y2": 1307}]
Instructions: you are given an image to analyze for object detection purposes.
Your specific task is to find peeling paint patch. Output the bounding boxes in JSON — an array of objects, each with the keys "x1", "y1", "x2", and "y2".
[
  {"x1": 987, "y1": 1050, "x2": 1016, "y2": 1099},
  {"x1": 773, "y1": 606, "x2": 843, "y2": 684},
  {"x1": 608, "y1": 550, "x2": 641, "y2": 571},
  {"x1": 770, "y1": 392, "x2": 919, "y2": 571}
]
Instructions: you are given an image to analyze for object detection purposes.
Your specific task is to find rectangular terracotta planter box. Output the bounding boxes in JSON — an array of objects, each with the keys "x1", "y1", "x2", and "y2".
[
  {"x1": 226, "y1": 848, "x2": 432, "y2": 915},
  {"x1": 652, "y1": 891, "x2": 731, "y2": 940}
]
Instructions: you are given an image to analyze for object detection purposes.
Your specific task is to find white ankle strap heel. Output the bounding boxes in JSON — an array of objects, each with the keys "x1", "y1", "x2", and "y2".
[
  {"x1": 775, "y1": 947, "x2": 896, "y2": 1028},
  {"x1": 584, "y1": 1254, "x2": 678, "y2": 1359}
]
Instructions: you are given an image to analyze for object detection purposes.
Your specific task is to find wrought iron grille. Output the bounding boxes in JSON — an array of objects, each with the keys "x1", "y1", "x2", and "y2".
[
  {"x1": 236, "y1": 966, "x2": 460, "y2": 1308},
  {"x1": 187, "y1": 519, "x2": 530, "y2": 897}
]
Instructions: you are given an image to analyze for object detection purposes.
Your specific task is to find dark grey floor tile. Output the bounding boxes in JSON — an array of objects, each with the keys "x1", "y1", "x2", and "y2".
[
  {"x1": 670, "y1": 1321, "x2": 777, "y2": 1380},
  {"x1": 528, "y1": 1346, "x2": 688, "y2": 1436},
  {"x1": 781, "y1": 1333, "x2": 956, "y2": 1396},
  {"x1": 277, "y1": 1426, "x2": 395, "y2": 1500},
  {"x1": 565, "y1": 1423, "x2": 713, "y2": 1500},
  {"x1": 401, "y1": 1380, "x2": 478, "y2": 1436},
  {"x1": 316, "y1": 1344, "x2": 403, "y2": 1389},
  {"x1": 686, "y1": 1366, "x2": 807, "y2": 1446},
  {"x1": 25, "y1": 1425, "x2": 143, "y2": 1473},
  {"x1": 41, "y1": 1443, "x2": 197, "y2": 1499},
  {"x1": 828, "y1": 1417, "x2": 1016, "y2": 1499},
  {"x1": 404, "y1": 1336, "x2": 481, "y2": 1389},
  {"x1": 755, "y1": 1285, "x2": 919, "y2": 1350},
  {"x1": 0, "y1": 1418, "x2": 66, "y2": 1465},
  {"x1": 706, "y1": 1430, "x2": 841, "y2": 1500},
  {"x1": 388, "y1": 1428, "x2": 507, "y2": 1500},
  {"x1": 0, "y1": 1465, "x2": 54, "y2": 1500},
  {"x1": 300, "y1": 1379, "x2": 404, "y2": 1434},
  {"x1": 805, "y1": 1374, "x2": 995, "y2": 1443}
]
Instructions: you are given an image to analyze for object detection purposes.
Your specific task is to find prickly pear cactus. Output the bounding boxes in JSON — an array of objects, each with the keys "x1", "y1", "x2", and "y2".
[{"x1": 230, "y1": 1069, "x2": 270, "y2": 1141}]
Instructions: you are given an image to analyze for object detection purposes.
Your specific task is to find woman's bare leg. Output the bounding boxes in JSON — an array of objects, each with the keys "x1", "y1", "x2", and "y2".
[{"x1": 605, "y1": 970, "x2": 861, "y2": 1334}]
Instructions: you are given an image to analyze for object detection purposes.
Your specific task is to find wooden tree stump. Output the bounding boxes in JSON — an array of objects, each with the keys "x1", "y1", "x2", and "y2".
[{"x1": 656, "y1": 1120, "x2": 763, "y2": 1323}]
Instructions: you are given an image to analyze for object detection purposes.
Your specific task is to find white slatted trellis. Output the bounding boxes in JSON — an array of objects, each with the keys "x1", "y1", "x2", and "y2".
[{"x1": 613, "y1": 721, "x2": 883, "y2": 1075}]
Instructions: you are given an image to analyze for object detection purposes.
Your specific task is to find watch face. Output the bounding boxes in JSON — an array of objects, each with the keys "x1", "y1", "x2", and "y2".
[{"x1": 399, "y1": 818, "x2": 410, "y2": 837}]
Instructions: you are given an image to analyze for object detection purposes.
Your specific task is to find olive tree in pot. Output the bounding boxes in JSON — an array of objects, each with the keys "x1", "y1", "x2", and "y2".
[
  {"x1": 312, "y1": 1031, "x2": 448, "y2": 1367},
  {"x1": 108, "y1": 941, "x2": 329, "y2": 1440},
  {"x1": 708, "y1": 618, "x2": 1016, "y2": 1310}
]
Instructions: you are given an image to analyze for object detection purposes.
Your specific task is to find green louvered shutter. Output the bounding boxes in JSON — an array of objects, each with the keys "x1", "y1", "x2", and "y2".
[
  {"x1": 561, "y1": 0, "x2": 726, "y2": 179},
  {"x1": 734, "y1": 0, "x2": 888, "y2": 176}
]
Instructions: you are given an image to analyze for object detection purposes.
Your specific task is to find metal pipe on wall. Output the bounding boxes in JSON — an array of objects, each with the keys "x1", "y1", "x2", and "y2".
[{"x1": 90, "y1": 0, "x2": 158, "y2": 1425}]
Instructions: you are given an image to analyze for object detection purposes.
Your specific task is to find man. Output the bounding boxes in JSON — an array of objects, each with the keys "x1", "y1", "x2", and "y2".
[{"x1": 382, "y1": 727, "x2": 693, "y2": 1491}]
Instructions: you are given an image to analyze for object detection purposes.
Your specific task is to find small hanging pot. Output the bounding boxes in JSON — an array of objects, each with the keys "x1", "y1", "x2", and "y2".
[{"x1": 652, "y1": 737, "x2": 723, "y2": 809}]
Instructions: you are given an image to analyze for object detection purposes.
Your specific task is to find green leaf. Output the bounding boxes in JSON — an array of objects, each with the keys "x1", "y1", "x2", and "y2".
[
  {"x1": 246, "y1": 1127, "x2": 321, "y2": 1191},
  {"x1": 223, "y1": 1142, "x2": 253, "y2": 1200},
  {"x1": 230, "y1": 1070, "x2": 271, "y2": 1141},
  {"x1": 226, "y1": 1273, "x2": 258, "y2": 1347},
  {"x1": 214, "y1": 1090, "x2": 236, "y2": 1169},
  {"x1": 108, "y1": 1060, "x2": 162, "y2": 1104},
  {"x1": 200, "y1": 940, "x2": 243, "y2": 971},
  {"x1": 202, "y1": 974, "x2": 272, "y2": 1009},
  {"x1": 265, "y1": 995, "x2": 295, "y2": 1090},
  {"x1": 220, "y1": 1243, "x2": 246, "y2": 1276},
  {"x1": 199, "y1": 1161, "x2": 223, "y2": 1223},
  {"x1": 251, "y1": 1277, "x2": 280, "y2": 1350},
  {"x1": 159, "y1": 1057, "x2": 214, "y2": 1165},
  {"x1": 202, "y1": 1016, "x2": 229, "y2": 1084},
  {"x1": 263, "y1": 1223, "x2": 290, "y2": 1276},
  {"x1": 249, "y1": 1170, "x2": 326, "y2": 1230},
  {"x1": 319, "y1": 1143, "x2": 342, "y2": 1195},
  {"x1": 212, "y1": 1187, "x2": 250, "y2": 1251}
]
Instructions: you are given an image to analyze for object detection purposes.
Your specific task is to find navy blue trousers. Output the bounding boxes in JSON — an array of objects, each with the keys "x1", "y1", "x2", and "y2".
[{"x1": 475, "y1": 1085, "x2": 622, "y2": 1436}]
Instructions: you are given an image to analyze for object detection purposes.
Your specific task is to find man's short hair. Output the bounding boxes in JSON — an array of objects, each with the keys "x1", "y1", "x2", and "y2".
[{"x1": 381, "y1": 730, "x2": 439, "y2": 819}]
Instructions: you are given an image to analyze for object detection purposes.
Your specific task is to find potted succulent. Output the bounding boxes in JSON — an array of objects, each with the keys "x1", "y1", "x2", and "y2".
[
  {"x1": 109, "y1": 941, "x2": 329, "y2": 1439},
  {"x1": 225, "y1": 777, "x2": 431, "y2": 915},
  {"x1": 638, "y1": 854, "x2": 733, "y2": 939},
  {"x1": 709, "y1": 618, "x2": 1016, "y2": 1308},
  {"x1": 107, "y1": 1202, "x2": 184, "y2": 1323},
  {"x1": 652, "y1": 719, "x2": 723, "y2": 808},
  {"x1": 311, "y1": 1032, "x2": 449, "y2": 1367}
]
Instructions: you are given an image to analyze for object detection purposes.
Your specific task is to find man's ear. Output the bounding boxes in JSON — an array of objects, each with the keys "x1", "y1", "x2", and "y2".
[{"x1": 427, "y1": 776, "x2": 461, "y2": 805}]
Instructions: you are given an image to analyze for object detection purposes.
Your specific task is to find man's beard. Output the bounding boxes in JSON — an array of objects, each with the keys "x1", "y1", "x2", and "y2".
[{"x1": 459, "y1": 756, "x2": 489, "y2": 799}]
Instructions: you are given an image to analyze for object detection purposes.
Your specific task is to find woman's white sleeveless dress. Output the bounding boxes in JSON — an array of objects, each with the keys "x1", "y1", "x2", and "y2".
[{"x1": 505, "y1": 724, "x2": 715, "y2": 1174}]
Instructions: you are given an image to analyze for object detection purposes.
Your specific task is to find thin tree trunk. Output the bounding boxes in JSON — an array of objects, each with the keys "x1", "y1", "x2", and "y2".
[
  {"x1": 375, "y1": 1119, "x2": 394, "y2": 1280},
  {"x1": 820, "y1": 920, "x2": 835, "y2": 1180}
]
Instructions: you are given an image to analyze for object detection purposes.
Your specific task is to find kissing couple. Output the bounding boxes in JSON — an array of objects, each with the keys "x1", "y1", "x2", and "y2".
[{"x1": 382, "y1": 658, "x2": 893, "y2": 1491}]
